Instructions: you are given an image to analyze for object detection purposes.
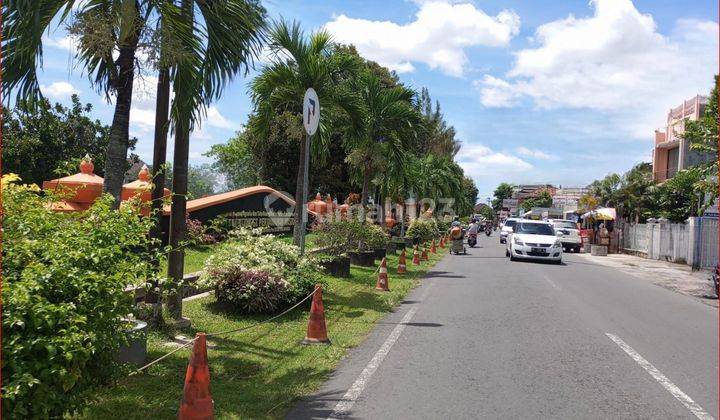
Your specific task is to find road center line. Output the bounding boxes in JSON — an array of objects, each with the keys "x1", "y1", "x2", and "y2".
[
  {"x1": 543, "y1": 274, "x2": 560, "y2": 290},
  {"x1": 327, "y1": 282, "x2": 434, "y2": 419},
  {"x1": 605, "y1": 333, "x2": 713, "y2": 420}
]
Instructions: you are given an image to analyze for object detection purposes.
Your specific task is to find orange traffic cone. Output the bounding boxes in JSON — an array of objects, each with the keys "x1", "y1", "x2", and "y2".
[
  {"x1": 397, "y1": 250, "x2": 407, "y2": 274},
  {"x1": 412, "y1": 245, "x2": 421, "y2": 265},
  {"x1": 376, "y1": 257, "x2": 390, "y2": 291},
  {"x1": 430, "y1": 239, "x2": 437, "y2": 253},
  {"x1": 179, "y1": 333, "x2": 214, "y2": 420},
  {"x1": 439, "y1": 236, "x2": 445, "y2": 248},
  {"x1": 301, "y1": 285, "x2": 331, "y2": 345},
  {"x1": 421, "y1": 245, "x2": 429, "y2": 261}
]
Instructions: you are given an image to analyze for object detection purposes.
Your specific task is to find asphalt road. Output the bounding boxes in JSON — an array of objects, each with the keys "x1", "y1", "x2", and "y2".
[{"x1": 288, "y1": 234, "x2": 718, "y2": 419}]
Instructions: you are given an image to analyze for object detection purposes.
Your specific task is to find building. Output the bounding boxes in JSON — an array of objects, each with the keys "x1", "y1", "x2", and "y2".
[
  {"x1": 552, "y1": 187, "x2": 589, "y2": 214},
  {"x1": 652, "y1": 95, "x2": 710, "y2": 182},
  {"x1": 511, "y1": 184, "x2": 557, "y2": 201}
]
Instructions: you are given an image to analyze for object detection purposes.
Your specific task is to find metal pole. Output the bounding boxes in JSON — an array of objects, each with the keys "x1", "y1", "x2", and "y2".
[{"x1": 300, "y1": 132, "x2": 311, "y2": 255}]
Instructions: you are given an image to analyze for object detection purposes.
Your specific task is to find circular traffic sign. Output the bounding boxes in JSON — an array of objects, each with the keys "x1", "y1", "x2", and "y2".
[{"x1": 303, "y1": 88, "x2": 320, "y2": 135}]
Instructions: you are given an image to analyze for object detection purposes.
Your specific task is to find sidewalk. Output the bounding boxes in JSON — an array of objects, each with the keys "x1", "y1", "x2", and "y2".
[{"x1": 574, "y1": 252, "x2": 718, "y2": 307}]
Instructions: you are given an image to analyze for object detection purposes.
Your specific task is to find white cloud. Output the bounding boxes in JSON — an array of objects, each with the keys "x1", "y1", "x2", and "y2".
[
  {"x1": 41, "y1": 81, "x2": 78, "y2": 99},
  {"x1": 205, "y1": 106, "x2": 235, "y2": 129},
  {"x1": 516, "y1": 147, "x2": 555, "y2": 160},
  {"x1": 455, "y1": 143, "x2": 532, "y2": 179},
  {"x1": 476, "y1": 0, "x2": 718, "y2": 138},
  {"x1": 325, "y1": 1, "x2": 520, "y2": 77},
  {"x1": 43, "y1": 34, "x2": 79, "y2": 51}
]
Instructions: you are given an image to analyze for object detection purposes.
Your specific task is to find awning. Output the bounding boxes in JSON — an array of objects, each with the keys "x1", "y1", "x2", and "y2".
[{"x1": 581, "y1": 207, "x2": 616, "y2": 221}]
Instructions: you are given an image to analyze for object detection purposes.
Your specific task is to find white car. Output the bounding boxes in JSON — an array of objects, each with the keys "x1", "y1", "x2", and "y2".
[
  {"x1": 505, "y1": 220, "x2": 563, "y2": 264},
  {"x1": 549, "y1": 219, "x2": 581, "y2": 253},
  {"x1": 499, "y1": 218, "x2": 520, "y2": 244}
]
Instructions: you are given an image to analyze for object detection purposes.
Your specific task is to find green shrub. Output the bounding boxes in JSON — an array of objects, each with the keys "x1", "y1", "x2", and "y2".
[
  {"x1": 364, "y1": 223, "x2": 389, "y2": 249},
  {"x1": 313, "y1": 219, "x2": 388, "y2": 253},
  {"x1": 214, "y1": 270, "x2": 289, "y2": 313},
  {"x1": 312, "y1": 219, "x2": 364, "y2": 255},
  {"x1": 2, "y1": 174, "x2": 158, "y2": 418},
  {"x1": 406, "y1": 218, "x2": 440, "y2": 242},
  {"x1": 436, "y1": 218, "x2": 451, "y2": 233},
  {"x1": 199, "y1": 230, "x2": 322, "y2": 310}
]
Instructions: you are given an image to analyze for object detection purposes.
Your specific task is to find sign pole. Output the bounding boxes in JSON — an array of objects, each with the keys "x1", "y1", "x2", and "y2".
[
  {"x1": 300, "y1": 87, "x2": 320, "y2": 256},
  {"x1": 300, "y1": 132, "x2": 311, "y2": 255}
]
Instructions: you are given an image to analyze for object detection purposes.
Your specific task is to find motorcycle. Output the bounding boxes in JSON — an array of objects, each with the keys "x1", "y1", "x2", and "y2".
[
  {"x1": 467, "y1": 232, "x2": 477, "y2": 248},
  {"x1": 485, "y1": 226, "x2": 492, "y2": 236}
]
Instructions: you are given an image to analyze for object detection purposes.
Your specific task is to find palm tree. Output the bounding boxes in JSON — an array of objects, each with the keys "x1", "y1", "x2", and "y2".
[
  {"x1": 4, "y1": 0, "x2": 148, "y2": 205},
  {"x1": 344, "y1": 72, "x2": 419, "y2": 211},
  {"x1": 162, "y1": 0, "x2": 266, "y2": 320},
  {"x1": 250, "y1": 20, "x2": 362, "y2": 246}
]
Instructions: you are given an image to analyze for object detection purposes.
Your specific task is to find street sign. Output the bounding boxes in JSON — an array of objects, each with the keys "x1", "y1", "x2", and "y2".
[{"x1": 303, "y1": 88, "x2": 320, "y2": 135}]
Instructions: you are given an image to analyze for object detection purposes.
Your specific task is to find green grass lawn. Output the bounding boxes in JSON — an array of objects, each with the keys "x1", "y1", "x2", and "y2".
[{"x1": 78, "y1": 247, "x2": 446, "y2": 419}]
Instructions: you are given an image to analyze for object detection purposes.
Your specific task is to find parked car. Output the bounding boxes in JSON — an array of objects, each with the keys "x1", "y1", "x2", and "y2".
[
  {"x1": 549, "y1": 219, "x2": 581, "y2": 253},
  {"x1": 505, "y1": 220, "x2": 563, "y2": 264},
  {"x1": 499, "y1": 218, "x2": 520, "y2": 244}
]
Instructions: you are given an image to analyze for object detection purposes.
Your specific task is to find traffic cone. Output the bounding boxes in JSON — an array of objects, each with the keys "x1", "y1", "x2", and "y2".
[
  {"x1": 178, "y1": 333, "x2": 214, "y2": 420},
  {"x1": 421, "y1": 245, "x2": 429, "y2": 261},
  {"x1": 397, "y1": 250, "x2": 407, "y2": 274},
  {"x1": 430, "y1": 239, "x2": 437, "y2": 253},
  {"x1": 376, "y1": 257, "x2": 390, "y2": 291},
  {"x1": 439, "y1": 236, "x2": 445, "y2": 248},
  {"x1": 412, "y1": 245, "x2": 421, "y2": 265},
  {"x1": 301, "y1": 285, "x2": 330, "y2": 345}
]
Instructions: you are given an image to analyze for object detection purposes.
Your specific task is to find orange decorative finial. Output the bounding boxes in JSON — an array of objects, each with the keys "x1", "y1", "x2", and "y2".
[
  {"x1": 138, "y1": 164, "x2": 150, "y2": 182},
  {"x1": 79, "y1": 154, "x2": 94, "y2": 174}
]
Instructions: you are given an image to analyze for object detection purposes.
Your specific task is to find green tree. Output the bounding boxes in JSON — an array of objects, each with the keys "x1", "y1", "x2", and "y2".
[
  {"x1": 4, "y1": 0, "x2": 151, "y2": 204},
  {"x1": 683, "y1": 75, "x2": 718, "y2": 206},
  {"x1": 460, "y1": 176, "x2": 479, "y2": 217},
  {"x1": 588, "y1": 173, "x2": 622, "y2": 207},
  {"x1": 521, "y1": 190, "x2": 552, "y2": 211},
  {"x1": 618, "y1": 162, "x2": 653, "y2": 222},
  {"x1": 647, "y1": 168, "x2": 703, "y2": 222},
  {"x1": 491, "y1": 182, "x2": 515, "y2": 212},
  {"x1": 250, "y1": 20, "x2": 362, "y2": 246},
  {"x1": 2, "y1": 95, "x2": 138, "y2": 185},
  {"x1": 344, "y1": 71, "x2": 419, "y2": 208},
  {"x1": 165, "y1": 163, "x2": 218, "y2": 199},
  {"x1": 414, "y1": 87, "x2": 460, "y2": 158},
  {"x1": 164, "y1": 0, "x2": 266, "y2": 320},
  {"x1": 476, "y1": 203, "x2": 495, "y2": 221}
]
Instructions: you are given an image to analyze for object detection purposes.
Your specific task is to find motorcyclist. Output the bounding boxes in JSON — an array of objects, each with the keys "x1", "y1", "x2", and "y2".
[{"x1": 467, "y1": 219, "x2": 479, "y2": 236}]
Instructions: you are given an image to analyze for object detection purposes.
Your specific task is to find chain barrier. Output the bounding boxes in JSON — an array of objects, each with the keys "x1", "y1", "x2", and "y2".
[{"x1": 130, "y1": 285, "x2": 320, "y2": 376}]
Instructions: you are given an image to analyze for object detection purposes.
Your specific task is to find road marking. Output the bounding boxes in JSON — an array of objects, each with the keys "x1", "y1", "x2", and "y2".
[
  {"x1": 328, "y1": 282, "x2": 434, "y2": 419},
  {"x1": 605, "y1": 333, "x2": 713, "y2": 420},
  {"x1": 543, "y1": 274, "x2": 560, "y2": 290}
]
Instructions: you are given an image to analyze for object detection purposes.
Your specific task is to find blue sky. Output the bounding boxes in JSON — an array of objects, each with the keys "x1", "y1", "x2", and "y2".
[{"x1": 34, "y1": 0, "x2": 718, "y2": 200}]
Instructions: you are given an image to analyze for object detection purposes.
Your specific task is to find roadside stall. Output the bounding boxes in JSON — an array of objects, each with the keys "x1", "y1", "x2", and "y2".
[{"x1": 580, "y1": 208, "x2": 617, "y2": 253}]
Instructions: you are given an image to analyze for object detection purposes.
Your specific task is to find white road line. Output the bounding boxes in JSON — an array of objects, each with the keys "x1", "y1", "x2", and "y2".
[
  {"x1": 606, "y1": 333, "x2": 714, "y2": 420},
  {"x1": 328, "y1": 282, "x2": 434, "y2": 419},
  {"x1": 543, "y1": 274, "x2": 560, "y2": 290}
]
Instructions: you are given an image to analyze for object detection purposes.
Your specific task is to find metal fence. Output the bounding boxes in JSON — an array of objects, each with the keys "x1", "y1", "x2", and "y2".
[{"x1": 621, "y1": 217, "x2": 717, "y2": 268}]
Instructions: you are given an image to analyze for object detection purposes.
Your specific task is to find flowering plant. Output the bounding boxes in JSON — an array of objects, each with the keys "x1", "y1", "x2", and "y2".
[{"x1": 200, "y1": 229, "x2": 322, "y2": 309}]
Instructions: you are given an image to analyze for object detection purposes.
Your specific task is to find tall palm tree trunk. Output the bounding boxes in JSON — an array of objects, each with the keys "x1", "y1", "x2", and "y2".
[
  {"x1": 166, "y1": 0, "x2": 193, "y2": 323},
  {"x1": 146, "y1": 66, "x2": 170, "y2": 324},
  {"x1": 150, "y1": 68, "x2": 171, "y2": 241},
  {"x1": 166, "y1": 120, "x2": 189, "y2": 321},
  {"x1": 103, "y1": 40, "x2": 139, "y2": 206},
  {"x1": 360, "y1": 160, "x2": 371, "y2": 223}
]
